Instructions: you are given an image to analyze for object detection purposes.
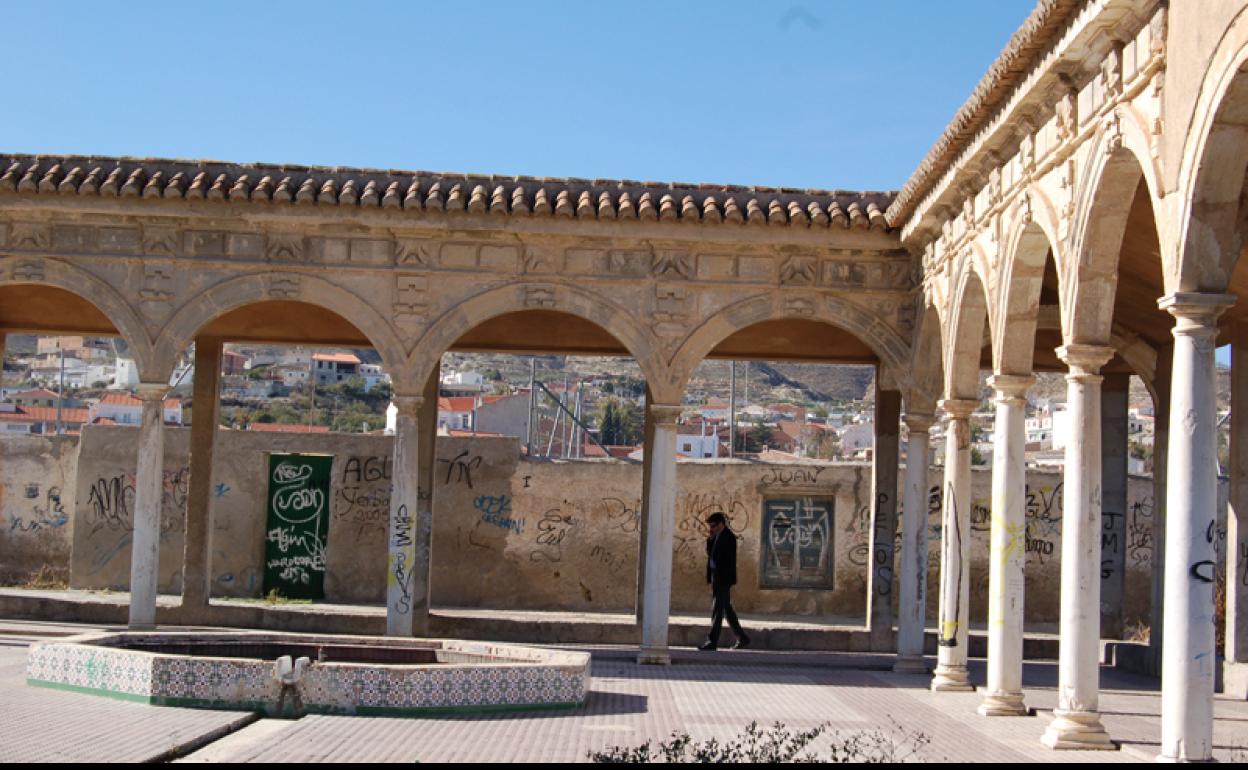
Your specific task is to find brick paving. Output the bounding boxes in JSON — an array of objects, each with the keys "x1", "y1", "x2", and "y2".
[{"x1": 0, "y1": 623, "x2": 1245, "y2": 763}]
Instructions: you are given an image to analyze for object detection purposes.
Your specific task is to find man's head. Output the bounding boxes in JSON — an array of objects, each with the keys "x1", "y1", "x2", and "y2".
[{"x1": 706, "y1": 512, "x2": 727, "y2": 533}]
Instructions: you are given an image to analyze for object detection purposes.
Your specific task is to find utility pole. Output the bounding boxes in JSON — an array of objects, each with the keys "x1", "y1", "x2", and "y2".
[
  {"x1": 525, "y1": 357, "x2": 536, "y2": 456},
  {"x1": 56, "y1": 345, "x2": 65, "y2": 435}
]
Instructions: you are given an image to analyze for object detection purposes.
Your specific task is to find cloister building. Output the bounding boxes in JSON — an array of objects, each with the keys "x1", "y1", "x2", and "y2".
[{"x1": 2, "y1": 0, "x2": 1247, "y2": 761}]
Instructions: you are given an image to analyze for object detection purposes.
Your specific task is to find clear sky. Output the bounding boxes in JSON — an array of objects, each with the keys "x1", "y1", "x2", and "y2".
[{"x1": 4, "y1": 1, "x2": 1035, "y2": 192}]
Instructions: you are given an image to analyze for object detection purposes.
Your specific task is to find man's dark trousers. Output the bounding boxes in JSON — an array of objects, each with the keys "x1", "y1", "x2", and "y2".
[{"x1": 706, "y1": 528, "x2": 747, "y2": 645}]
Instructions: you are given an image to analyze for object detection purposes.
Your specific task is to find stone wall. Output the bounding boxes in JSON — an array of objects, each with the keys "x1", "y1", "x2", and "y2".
[
  {"x1": 0, "y1": 435, "x2": 78, "y2": 583},
  {"x1": 44, "y1": 427, "x2": 1182, "y2": 630}
]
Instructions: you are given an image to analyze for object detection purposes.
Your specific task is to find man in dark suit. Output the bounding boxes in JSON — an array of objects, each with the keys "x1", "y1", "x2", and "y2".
[{"x1": 699, "y1": 512, "x2": 750, "y2": 650}]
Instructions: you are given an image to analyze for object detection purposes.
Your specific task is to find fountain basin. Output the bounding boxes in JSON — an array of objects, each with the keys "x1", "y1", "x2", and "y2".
[{"x1": 27, "y1": 631, "x2": 590, "y2": 717}]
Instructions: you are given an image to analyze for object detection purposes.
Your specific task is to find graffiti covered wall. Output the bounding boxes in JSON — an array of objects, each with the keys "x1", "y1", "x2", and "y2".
[{"x1": 0, "y1": 435, "x2": 78, "y2": 583}]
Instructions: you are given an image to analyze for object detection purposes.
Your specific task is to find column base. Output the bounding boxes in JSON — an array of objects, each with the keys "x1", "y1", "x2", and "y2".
[
  {"x1": 127, "y1": 622, "x2": 156, "y2": 631},
  {"x1": 1040, "y1": 709, "x2": 1115, "y2": 750},
  {"x1": 977, "y1": 691, "x2": 1028, "y2": 716},
  {"x1": 637, "y1": 646, "x2": 671, "y2": 665},
  {"x1": 892, "y1": 655, "x2": 928, "y2": 674},
  {"x1": 1223, "y1": 660, "x2": 1248, "y2": 700},
  {"x1": 931, "y1": 664, "x2": 974, "y2": 691}
]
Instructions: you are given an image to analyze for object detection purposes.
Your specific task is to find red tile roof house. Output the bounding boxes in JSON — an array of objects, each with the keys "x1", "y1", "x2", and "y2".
[{"x1": 90, "y1": 392, "x2": 184, "y2": 426}]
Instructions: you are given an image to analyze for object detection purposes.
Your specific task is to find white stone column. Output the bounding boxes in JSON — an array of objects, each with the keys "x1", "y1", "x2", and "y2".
[
  {"x1": 868, "y1": 387, "x2": 902, "y2": 651},
  {"x1": 638, "y1": 403, "x2": 681, "y2": 665},
  {"x1": 1226, "y1": 321, "x2": 1248, "y2": 696},
  {"x1": 895, "y1": 412, "x2": 934, "y2": 673},
  {"x1": 128, "y1": 382, "x2": 170, "y2": 630},
  {"x1": 979, "y1": 374, "x2": 1033, "y2": 716},
  {"x1": 1157, "y1": 293, "x2": 1233, "y2": 762},
  {"x1": 932, "y1": 398, "x2": 977, "y2": 691},
  {"x1": 1042, "y1": 344, "x2": 1115, "y2": 750},
  {"x1": 386, "y1": 394, "x2": 423, "y2": 637}
]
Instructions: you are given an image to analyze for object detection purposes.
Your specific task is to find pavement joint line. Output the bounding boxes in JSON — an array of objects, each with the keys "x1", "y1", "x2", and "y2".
[{"x1": 143, "y1": 712, "x2": 262, "y2": 764}]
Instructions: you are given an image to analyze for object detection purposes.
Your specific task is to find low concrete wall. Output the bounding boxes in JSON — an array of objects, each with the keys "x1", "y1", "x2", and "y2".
[
  {"x1": 47, "y1": 427, "x2": 1175, "y2": 630},
  {"x1": 0, "y1": 435, "x2": 78, "y2": 583}
]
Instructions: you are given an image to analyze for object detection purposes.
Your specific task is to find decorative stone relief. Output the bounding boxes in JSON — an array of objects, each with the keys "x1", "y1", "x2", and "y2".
[
  {"x1": 185, "y1": 231, "x2": 226, "y2": 258},
  {"x1": 52, "y1": 225, "x2": 95, "y2": 252},
  {"x1": 266, "y1": 234, "x2": 305, "y2": 262},
  {"x1": 524, "y1": 286, "x2": 556, "y2": 308},
  {"x1": 651, "y1": 250, "x2": 691, "y2": 279},
  {"x1": 139, "y1": 263, "x2": 174, "y2": 302},
  {"x1": 784, "y1": 296, "x2": 815, "y2": 317},
  {"x1": 393, "y1": 274, "x2": 428, "y2": 330},
  {"x1": 267, "y1": 274, "x2": 301, "y2": 299},
  {"x1": 653, "y1": 286, "x2": 690, "y2": 339},
  {"x1": 395, "y1": 238, "x2": 438, "y2": 268},
  {"x1": 779, "y1": 256, "x2": 817, "y2": 286},
  {"x1": 9, "y1": 222, "x2": 50, "y2": 250},
  {"x1": 1101, "y1": 44, "x2": 1123, "y2": 99},
  {"x1": 523, "y1": 247, "x2": 559, "y2": 274},
  {"x1": 11, "y1": 258, "x2": 45, "y2": 282},
  {"x1": 141, "y1": 224, "x2": 180, "y2": 257},
  {"x1": 607, "y1": 250, "x2": 649, "y2": 277},
  {"x1": 1056, "y1": 86, "x2": 1078, "y2": 142}
]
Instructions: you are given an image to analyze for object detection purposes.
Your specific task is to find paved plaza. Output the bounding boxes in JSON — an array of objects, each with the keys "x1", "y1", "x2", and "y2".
[{"x1": 1, "y1": 621, "x2": 1245, "y2": 763}]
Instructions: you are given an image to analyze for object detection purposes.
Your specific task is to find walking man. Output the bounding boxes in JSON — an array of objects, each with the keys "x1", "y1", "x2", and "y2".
[{"x1": 699, "y1": 512, "x2": 750, "y2": 650}]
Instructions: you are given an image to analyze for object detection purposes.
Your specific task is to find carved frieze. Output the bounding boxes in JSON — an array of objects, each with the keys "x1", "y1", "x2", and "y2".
[
  {"x1": 784, "y1": 296, "x2": 815, "y2": 317},
  {"x1": 11, "y1": 258, "x2": 45, "y2": 282},
  {"x1": 779, "y1": 256, "x2": 817, "y2": 286},
  {"x1": 395, "y1": 238, "x2": 438, "y2": 268},
  {"x1": 139, "y1": 263, "x2": 174, "y2": 302},
  {"x1": 267, "y1": 274, "x2": 301, "y2": 299},
  {"x1": 651, "y1": 250, "x2": 692, "y2": 279},
  {"x1": 265, "y1": 233, "x2": 305, "y2": 262},
  {"x1": 141, "y1": 224, "x2": 180, "y2": 257},
  {"x1": 99, "y1": 227, "x2": 141, "y2": 254},
  {"x1": 393, "y1": 274, "x2": 428, "y2": 330},
  {"x1": 525, "y1": 286, "x2": 556, "y2": 308},
  {"x1": 653, "y1": 286, "x2": 691, "y2": 339},
  {"x1": 9, "y1": 222, "x2": 50, "y2": 250},
  {"x1": 185, "y1": 231, "x2": 226, "y2": 258}
]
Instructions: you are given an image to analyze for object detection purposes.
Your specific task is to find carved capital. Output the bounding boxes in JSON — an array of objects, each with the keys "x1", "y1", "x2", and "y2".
[
  {"x1": 1158, "y1": 292, "x2": 1235, "y2": 338},
  {"x1": 649, "y1": 403, "x2": 683, "y2": 428},
  {"x1": 1056, "y1": 343, "x2": 1114, "y2": 378},
  {"x1": 938, "y1": 398, "x2": 977, "y2": 421},
  {"x1": 390, "y1": 395, "x2": 425, "y2": 420},
  {"x1": 136, "y1": 382, "x2": 170, "y2": 402},
  {"x1": 903, "y1": 412, "x2": 936, "y2": 434},
  {"x1": 987, "y1": 373, "x2": 1034, "y2": 406}
]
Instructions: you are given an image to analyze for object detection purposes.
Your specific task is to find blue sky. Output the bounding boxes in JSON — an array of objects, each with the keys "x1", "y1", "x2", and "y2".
[{"x1": 3, "y1": 2, "x2": 1035, "y2": 191}]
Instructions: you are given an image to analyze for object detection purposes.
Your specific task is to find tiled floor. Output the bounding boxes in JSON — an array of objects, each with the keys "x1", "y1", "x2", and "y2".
[{"x1": 1, "y1": 622, "x2": 1245, "y2": 763}]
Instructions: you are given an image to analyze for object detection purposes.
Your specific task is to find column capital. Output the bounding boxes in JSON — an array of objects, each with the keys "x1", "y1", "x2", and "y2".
[
  {"x1": 1158, "y1": 292, "x2": 1235, "y2": 337},
  {"x1": 1056, "y1": 343, "x2": 1114, "y2": 378},
  {"x1": 904, "y1": 412, "x2": 936, "y2": 434},
  {"x1": 939, "y1": 398, "x2": 977, "y2": 420},
  {"x1": 390, "y1": 395, "x2": 425, "y2": 418},
  {"x1": 987, "y1": 373, "x2": 1034, "y2": 402},
  {"x1": 649, "y1": 403, "x2": 683, "y2": 427},
  {"x1": 136, "y1": 382, "x2": 169, "y2": 402}
]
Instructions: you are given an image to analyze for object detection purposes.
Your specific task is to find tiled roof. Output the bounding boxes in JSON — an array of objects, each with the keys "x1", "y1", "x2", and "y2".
[
  {"x1": 9, "y1": 388, "x2": 59, "y2": 400},
  {"x1": 311, "y1": 352, "x2": 362, "y2": 364},
  {"x1": 438, "y1": 396, "x2": 477, "y2": 412},
  {"x1": 0, "y1": 406, "x2": 89, "y2": 423},
  {"x1": 888, "y1": 0, "x2": 1085, "y2": 227},
  {"x1": 0, "y1": 154, "x2": 895, "y2": 231}
]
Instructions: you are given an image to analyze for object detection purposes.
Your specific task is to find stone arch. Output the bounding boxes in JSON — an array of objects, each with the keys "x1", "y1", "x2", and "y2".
[
  {"x1": 0, "y1": 256, "x2": 154, "y2": 377},
  {"x1": 408, "y1": 281, "x2": 666, "y2": 400},
  {"x1": 1064, "y1": 126, "x2": 1156, "y2": 344},
  {"x1": 993, "y1": 200, "x2": 1064, "y2": 376},
  {"x1": 907, "y1": 301, "x2": 945, "y2": 416},
  {"x1": 944, "y1": 255, "x2": 990, "y2": 400},
  {"x1": 668, "y1": 292, "x2": 913, "y2": 398},
  {"x1": 153, "y1": 272, "x2": 406, "y2": 384},
  {"x1": 1174, "y1": 7, "x2": 1248, "y2": 293}
]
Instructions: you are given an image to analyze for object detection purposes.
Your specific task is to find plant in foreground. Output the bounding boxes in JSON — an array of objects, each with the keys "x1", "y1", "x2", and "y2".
[{"x1": 589, "y1": 719, "x2": 931, "y2": 763}]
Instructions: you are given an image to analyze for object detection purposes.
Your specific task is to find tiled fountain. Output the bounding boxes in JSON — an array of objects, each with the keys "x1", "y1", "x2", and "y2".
[{"x1": 27, "y1": 630, "x2": 590, "y2": 717}]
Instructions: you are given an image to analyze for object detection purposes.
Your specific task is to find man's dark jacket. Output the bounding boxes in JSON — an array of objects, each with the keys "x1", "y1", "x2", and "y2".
[{"x1": 706, "y1": 529, "x2": 738, "y2": 587}]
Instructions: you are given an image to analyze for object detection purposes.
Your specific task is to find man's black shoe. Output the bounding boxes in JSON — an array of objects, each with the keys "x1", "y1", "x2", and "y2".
[
  {"x1": 732, "y1": 636, "x2": 750, "y2": 649},
  {"x1": 697, "y1": 641, "x2": 718, "y2": 651}
]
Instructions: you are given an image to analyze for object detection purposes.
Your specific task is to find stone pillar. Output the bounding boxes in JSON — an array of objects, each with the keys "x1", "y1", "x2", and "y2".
[
  {"x1": 636, "y1": 387, "x2": 657, "y2": 625},
  {"x1": 181, "y1": 338, "x2": 222, "y2": 611},
  {"x1": 1100, "y1": 373, "x2": 1129, "y2": 639},
  {"x1": 1041, "y1": 343, "x2": 1115, "y2": 750},
  {"x1": 932, "y1": 398, "x2": 977, "y2": 691},
  {"x1": 979, "y1": 374, "x2": 1033, "y2": 716},
  {"x1": 895, "y1": 412, "x2": 934, "y2": 673},
  {"x1": 1228, "y1": 322, "x2": 1248, "y2": 695},
  {"x1": 1149, "y1": 342, "x2": 1173, "y2": 676},
  {"x1": 410, "y1": 365, "x2": 440, "y2": 636},
  {"x1": 1157, "y1": 293, "x2": 1233, "y2": 762},
  {"x1": 638, "y1": 403, "x2": 681, "y2": 665},
  {"x1": 128, "y1": 382, "x2": 170, "y2": 630},
  {"x1": 868, "y1": 387, "x2": 903, "y2": 650},
  {"x1": 386, "y1": 394, "x2": 423, "y2": 637}
]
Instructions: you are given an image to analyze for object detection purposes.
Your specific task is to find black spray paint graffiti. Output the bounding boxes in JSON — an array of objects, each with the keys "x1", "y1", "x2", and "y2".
[
  {"x1": 390, "y1": 504, "x2": 414, "y2": 614},
  {"x1": 438, "y1": 450, "x2": 482, "y2": 489},
  {"x1": 938, "y1": 480, "x2": 963, "y2": 648},
  {"x1": 872, "y1": 491, "x2": 895, "y2": 597},
  {"x1": 760, "y1": 466, "x2": 825, "y2": 487},
  {"x1": 530, "y1": 507, "x2": 577, "y2": 562},
  {"x1": 334, "y1": 455, "x2": 392, "y2": 535},
  {"x1": 598, "y1": 497, "x2": 640, "y2": 533},
  {"x1": 86, "y1": 468, "x2": 189, "y2": 537}
]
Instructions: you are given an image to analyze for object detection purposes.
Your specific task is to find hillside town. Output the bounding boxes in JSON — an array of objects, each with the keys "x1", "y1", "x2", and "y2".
[{"x1": 0, "y1": 334, "x2": 1194, "y2": 474}]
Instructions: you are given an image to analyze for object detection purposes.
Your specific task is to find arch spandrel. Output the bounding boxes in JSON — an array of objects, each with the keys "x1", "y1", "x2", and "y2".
[
  {"x1": 667, "y1": 292, "x2": 913, "y2": 399},
  {"x1": 992, "y1": 195, "x2": 1065, "y2": 377},
  {"x1": 0, "y1": 256, "x2": 154, "y2": 378},
  {"x1": 153, "y1": 272, "x2": 406, "y2": 385},
  {"x1": 408, "y1": 281, "x2": 668, "y2": 401}
]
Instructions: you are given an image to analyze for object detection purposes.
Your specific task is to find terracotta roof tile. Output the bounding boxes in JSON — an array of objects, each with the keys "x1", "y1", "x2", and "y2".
[
  {"x1": 0, "y1": 154, "x2": 895, "y2": 231},
  {"x1": 247, "y1": 423, "x2": 330, "y2": 433}
]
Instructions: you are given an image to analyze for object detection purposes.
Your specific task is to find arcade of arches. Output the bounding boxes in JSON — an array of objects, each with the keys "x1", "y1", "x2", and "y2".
[{"x1": 4, "y1": 0, "x2": 1248, "y2": 761}]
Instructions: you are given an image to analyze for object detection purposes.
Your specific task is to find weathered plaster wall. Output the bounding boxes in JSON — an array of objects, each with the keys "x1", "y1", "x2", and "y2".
[
  {"x1": 0, "y1": 435, "x2": 78, "y2": 582},
  {"x1": 49, "y1": 428, "x2": 1178, "y2": 630}
]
